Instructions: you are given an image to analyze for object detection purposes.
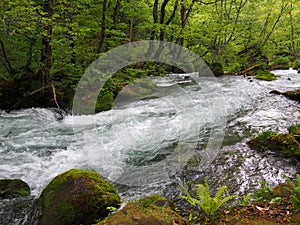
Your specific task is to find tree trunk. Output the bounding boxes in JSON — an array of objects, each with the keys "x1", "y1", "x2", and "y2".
[
  {"x1": 97, "y1": 0, "x2": 109, "y2": 53},
  {"x1": 38, "y1": 0, "x2": 54, "y2": 86},
  {"x1": 113, "y1": 0, "x2": 121, "y2": 27}
]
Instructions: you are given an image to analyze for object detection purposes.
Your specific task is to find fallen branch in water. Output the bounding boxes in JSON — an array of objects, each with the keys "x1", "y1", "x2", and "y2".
[{"x1": 51, "y1": 83, "x2": 60, "y2": 109}]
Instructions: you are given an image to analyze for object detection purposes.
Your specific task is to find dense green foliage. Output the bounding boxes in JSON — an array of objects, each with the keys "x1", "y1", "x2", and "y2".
[{"x1": 1, "y1": 0, "x2": 300, "y2": 111}]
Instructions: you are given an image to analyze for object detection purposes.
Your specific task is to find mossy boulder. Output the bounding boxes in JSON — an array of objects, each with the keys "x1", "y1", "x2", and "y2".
[
  {"x1": 0, "y1": 179, "x2": 30, "y2": 199},
  {"x1": 37, "y1": 169, "x2": 121, "y2": 225},
  {"x1": 247, "y1": 131, "x2": 300, "y2": 157},
  {"x1": 255, "y1": 70, "x2": 277, "y2": 81},
  {"x1": 98, "y1": 195, "x2": 191, "y2": 225}
]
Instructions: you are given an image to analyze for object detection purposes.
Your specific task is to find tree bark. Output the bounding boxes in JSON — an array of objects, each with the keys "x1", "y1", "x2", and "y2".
[
  {"x1": 97, "y1": 0, "x2": 109, "y2": 53},
  {"x1": 38, "y1": 0, "x2": 54, "y2": 86}
]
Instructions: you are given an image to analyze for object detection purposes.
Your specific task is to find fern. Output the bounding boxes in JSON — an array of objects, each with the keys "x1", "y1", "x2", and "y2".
[
  {"x1": 180, "y1": 177, "x2": 237, "y2": 219},
  {"x1": 284, "y1": 174, "x2": 300, "y2": 210}
]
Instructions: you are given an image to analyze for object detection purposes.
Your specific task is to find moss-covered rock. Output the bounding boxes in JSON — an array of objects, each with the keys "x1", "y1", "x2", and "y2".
[
  {"x1": 247, "y1": 131, "x2": 300, "y2": 157},
  {"x1": 283, "y1": 89, "x2": 300, "y2": 102},
  {"x1": 270, "y1": 89, "x2": 300, "y2": 103},
  {"x1": 98, "y1": 195, "x2": 191, "y2": 225},
  {"x1": 273, "y1": 183, "x2": 291, "y2": 198},
  {"x1": 0, "y1": 179, "x2": 30, "y2": 199},
  {"x1": 255, "y1": 70, "x2": 277, "y2": 81},
  {"x1": 37, "y1": 169, "x2": 121, "y2": 225}
]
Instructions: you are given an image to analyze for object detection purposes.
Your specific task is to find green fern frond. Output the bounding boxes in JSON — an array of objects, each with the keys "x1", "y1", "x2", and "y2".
[{"x1": 180, "y1": 176, "x2": 237, "y2": 220}]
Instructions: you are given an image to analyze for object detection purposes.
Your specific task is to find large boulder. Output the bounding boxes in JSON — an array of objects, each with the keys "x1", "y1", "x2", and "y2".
[
  {"x1": 37, "y1": 169, "x2": 121, "y2": 225},
  {"x1": 98, "y1": 195, "x2": 191, "y2": 225},
  {"x1": 0, "y1": 179, "x2": 30, "y2": 199}
]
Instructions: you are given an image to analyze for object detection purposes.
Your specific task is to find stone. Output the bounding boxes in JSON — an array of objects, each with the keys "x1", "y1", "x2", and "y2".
[
  {"x1": 0, "y1": 179, "x2": 30, "y2": 199},
  {"x1": 37, "y1": 169, "x2": 121, "y2": 225}
]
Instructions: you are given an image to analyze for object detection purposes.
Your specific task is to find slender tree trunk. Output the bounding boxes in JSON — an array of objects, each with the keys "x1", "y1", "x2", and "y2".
[
  {"x1": 129, "y1": 18, "x2": 134, "y2": 42},
  {"x1": 0, "y1": 39, "x2": 15, "y2": 75},
  {"x1": 113, "y1": 0, "x2": 121, "y2": 27},
  {"x1": 97, "y1": 0, "x2": 109, "y2": 53},
  {"x1": 38, "y1": 0, "x2": 54, "y2": 86},
  {"x1": 289, "y1": 3, "x2": 296, "y2": 59}
]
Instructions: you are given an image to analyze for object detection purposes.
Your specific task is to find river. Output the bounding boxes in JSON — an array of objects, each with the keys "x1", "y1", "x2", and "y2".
[{"x1": 0, "y1": 69, "x2": 300, "y2": 224}]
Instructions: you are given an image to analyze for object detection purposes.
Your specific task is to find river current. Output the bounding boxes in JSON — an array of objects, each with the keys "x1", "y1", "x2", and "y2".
[{"x1": 0, "y1": 70, "x2": 300, "y2": 224}]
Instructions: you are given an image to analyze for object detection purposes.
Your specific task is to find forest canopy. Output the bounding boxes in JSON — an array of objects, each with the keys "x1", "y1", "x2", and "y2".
[{"x1": 0, "y1": 0, "x2": 299, "y2": 111}]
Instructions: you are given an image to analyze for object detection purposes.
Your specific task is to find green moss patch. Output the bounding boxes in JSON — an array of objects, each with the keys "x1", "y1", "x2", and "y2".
[
  {"x1": 37, "y1": 169, "x2": 120, "y2": 225},
  {"x1": 255, "y1": 70, "x2": 277, "y2": 81},
  {"x1": 98, "y1": 195, "x2": 190, "y2": 225},
  {"x1": 288, "y1": 124, "x2": 300, "y2": 136},
  {"x1": 0, "y1": 179, "x2": 30, "y2": 199},
  {"x1": 247, "y1": 131, "x2": 300, "y2": 157}
]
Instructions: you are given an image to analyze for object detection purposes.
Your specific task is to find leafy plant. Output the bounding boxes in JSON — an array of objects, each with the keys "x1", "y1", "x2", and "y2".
[
  {"x1": 284, "y1": 174, "x2": 300, "y2": 210},
  {"x1": 252, "y1": 180, "x2": 274, "y2": 202},
  {"x1": 288, "y1": 124, "x2": 300, "y2": 136},
  {"x1": 239, "y1": 193, "x2": 252, "y2": 206},
  {"x1": 180, "y1": 177, "x2": 237, "y2": 220}
]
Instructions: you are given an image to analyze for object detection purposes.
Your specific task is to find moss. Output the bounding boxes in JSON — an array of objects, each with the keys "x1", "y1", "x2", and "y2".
[
  {"x1": 288, "y1": 124, "x2": 300, "y2": 136},
  {"x1": 37, "y1": 169, "x2": 120, "y2": 225},
  {"x1": 98, "y1": 195, "x2": 190, "y2": 225},
  {"x1": 0, "y1": 179, "x2": 30, "y2": 199},
  {"x1": 247, "y1": 131, "x2": 300, "y2": 157},
  {"x1": 255, "y1": 70, "x2": 277, "y2": 81}
]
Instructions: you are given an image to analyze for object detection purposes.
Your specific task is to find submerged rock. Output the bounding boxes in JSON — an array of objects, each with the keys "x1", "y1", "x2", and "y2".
[
  {"x1": 37, "y1": 169, "x2": 121, "y2": 225},
  {"x1": 0, "y1": 179, "x2": 30, "y2": 199},
  {"x1": 98, "y1": 195, "x2": 191, "y2": 225}
]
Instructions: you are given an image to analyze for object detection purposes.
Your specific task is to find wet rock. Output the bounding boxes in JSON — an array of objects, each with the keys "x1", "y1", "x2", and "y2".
[
  {"x1": 273, "y1": 183, "x2": 291, "y2": 198},
  {"x1": 97, "y1": 195, "x2": 191, "y2": 225},
  {"x1": 37, "y1": 169, "x2": 121, "y2": 225},
  {"x1": 0, "y1": 179, "x2": 30, "y2": 199},
  {"x1": 270, "y1": 89, "x2": 300, "y2": 102},
  {"x1": 283, "y1": 89, "x2": 300, "y2": 102}
]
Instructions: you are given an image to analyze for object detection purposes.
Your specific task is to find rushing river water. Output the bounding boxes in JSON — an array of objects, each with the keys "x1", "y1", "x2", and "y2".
[{"x1": 1, "y1": 69, "x2": 300, "y2": 224}]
